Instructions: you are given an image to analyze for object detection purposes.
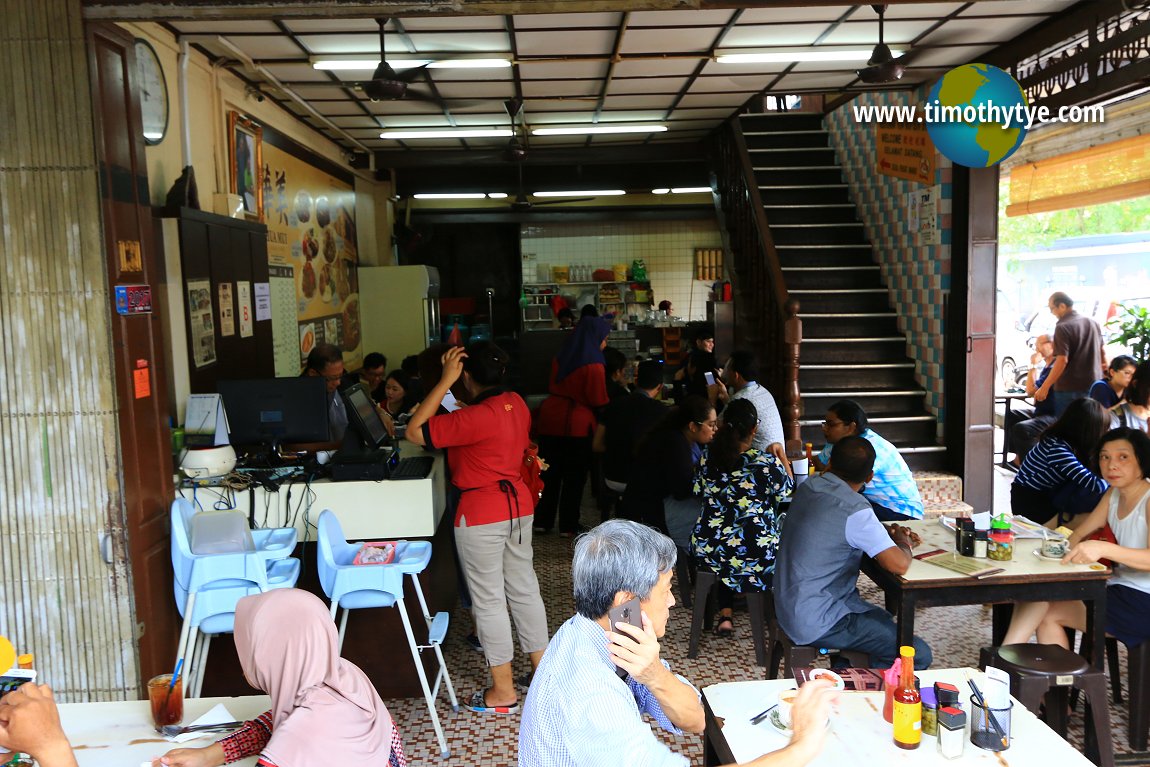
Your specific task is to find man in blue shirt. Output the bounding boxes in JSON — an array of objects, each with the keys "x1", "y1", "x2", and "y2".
[
  {"x1": 813, "y1": 399, "x2": 923, "y2": 521},
  {"x1": 776, "y1": 436, "x2": 933, "y2": 669},
  {"x1": 519, "y1": 519, "x2": 840, "y2": 767}
]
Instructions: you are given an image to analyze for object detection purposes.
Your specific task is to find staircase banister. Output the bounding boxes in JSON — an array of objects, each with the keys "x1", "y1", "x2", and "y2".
[{"x1": 727, "y1": 115, "x2": 790, "y2": 321}]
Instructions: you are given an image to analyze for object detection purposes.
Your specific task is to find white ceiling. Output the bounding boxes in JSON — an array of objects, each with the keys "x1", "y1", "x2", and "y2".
[{"x1": 169, "y1": 1, "x2": 1081, "y2": 156}]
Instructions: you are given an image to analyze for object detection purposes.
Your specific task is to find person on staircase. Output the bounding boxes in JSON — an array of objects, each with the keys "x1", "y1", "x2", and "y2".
[{"x1": 812, "y1": 399, "x2": 923, "y2": 521}]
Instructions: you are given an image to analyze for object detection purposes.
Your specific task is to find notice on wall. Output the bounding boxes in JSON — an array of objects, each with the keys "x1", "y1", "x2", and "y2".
[
  {"x1": 875, "y1": 116, "x2": 936, "y2": 185},
  {"x1": 907, "y1": 187, "x2": 940, "y2": 246},
  {"x1": 237, "y1": 280, "x2": 253, "y2": 338},
  {"x1": 254, "y1": 281, "x2": 271, "y2": 321},
  {"x1": 133, "y1": 359, "x2": 151, "y2": 400},
  {"x1": 269, "y1": 265, "x2": 300, "y2": 377},
  {"x1": 186, "y1": 279, "x2": 217, "y2": 368},
  {"x1": 218, "y1": 282, "x2": 235, "y2": 337}
]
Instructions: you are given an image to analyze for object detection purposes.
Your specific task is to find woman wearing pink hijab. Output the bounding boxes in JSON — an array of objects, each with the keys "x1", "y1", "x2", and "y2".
[{"x1": 155, "y1": 589, "x2": 406, "y2": 767}]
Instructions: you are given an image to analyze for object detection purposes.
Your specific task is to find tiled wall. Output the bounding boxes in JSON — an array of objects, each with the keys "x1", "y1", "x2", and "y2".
[
  {"x1": 520, "y1": 219, "x2": 722, "y2": 320},
  {"x1": 824, "y1": 91, "x2": 954, "y2": 431}
]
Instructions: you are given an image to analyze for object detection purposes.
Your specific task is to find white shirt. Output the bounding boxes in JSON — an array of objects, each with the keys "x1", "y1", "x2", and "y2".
[{"x1": 731, "y1": 381, "x2": 785, "y2": 452}]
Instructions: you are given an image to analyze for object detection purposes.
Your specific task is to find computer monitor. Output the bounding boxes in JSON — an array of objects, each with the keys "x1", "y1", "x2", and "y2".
[
  {"x1": 340, "y1": 382, "x2": 390, "y2": 452},
  {"x1": 217, "y1": 377, "x2": 330, "y2": 448}
]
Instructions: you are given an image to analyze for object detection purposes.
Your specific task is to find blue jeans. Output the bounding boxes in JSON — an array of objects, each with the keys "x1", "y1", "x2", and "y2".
[
  {"x1": 1051, "y1": 390, "x2": 1087, "y2": 417},
  {"x1": 811, "y1": 605, "x2": 933, "y2": 670}
]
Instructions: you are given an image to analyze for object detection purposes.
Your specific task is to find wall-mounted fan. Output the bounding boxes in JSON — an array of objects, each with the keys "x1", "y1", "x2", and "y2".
[{"x1": 857, "y1": 5, "x2": 906, "y2": 84}]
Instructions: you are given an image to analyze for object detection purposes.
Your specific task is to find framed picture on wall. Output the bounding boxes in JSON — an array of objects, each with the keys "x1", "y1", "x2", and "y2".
[{"x1": 228, "y1": 110, "x2": 263, "y2": 222}]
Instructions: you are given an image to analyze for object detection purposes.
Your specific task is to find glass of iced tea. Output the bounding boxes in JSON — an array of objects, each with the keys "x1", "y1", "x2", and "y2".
[{"x1": 148, "y1": 674, "x2": 183, "y2": 731}]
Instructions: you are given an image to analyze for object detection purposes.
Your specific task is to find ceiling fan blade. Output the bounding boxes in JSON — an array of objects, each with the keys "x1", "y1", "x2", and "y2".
[{"x1": 397, "y1": 63, "x2": 434, "y2": 83}]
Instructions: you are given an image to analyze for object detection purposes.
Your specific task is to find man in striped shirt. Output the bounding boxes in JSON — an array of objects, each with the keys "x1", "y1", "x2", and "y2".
[{"x1": 518, "y1": 520, "x2": 839, "y2": 767}]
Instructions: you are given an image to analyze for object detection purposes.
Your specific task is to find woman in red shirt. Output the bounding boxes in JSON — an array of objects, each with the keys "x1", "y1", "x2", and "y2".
[
  {"x1": 533, "y1": 316, "x2": 611, "y2": 536},
  {"x1": 407, "y1": 342, "x2": 548, "y2": 714}
]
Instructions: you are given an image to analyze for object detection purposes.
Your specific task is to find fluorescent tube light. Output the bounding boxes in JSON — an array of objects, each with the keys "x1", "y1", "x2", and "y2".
[
  {"x1": 379, "y1": 128, "x2": 513, "y2": 139},
  {"x1": 531, "y1": 125, "x2": 667, "y2": 136},
  {"x1": 487, "y1": 192, "x2": 508, "y2": 199},
  {"x1": 652, "y1": 188, "x2": 670, "y2": 194},
  {"x1": 413, "y1": 193, "x2": 488, "y2": 200},
  {"x1": 671, "y1": 187, "x2": 712, "y2": 194},
  {"x1": 716, "y1": 50, "x2": 900, "y2": 64},
  {"x1": 313, "y1": 57, "x2": 509, "y2": 71},
  {"x1": 534, "y1": 190, "x2": 625, "y2": 198}
]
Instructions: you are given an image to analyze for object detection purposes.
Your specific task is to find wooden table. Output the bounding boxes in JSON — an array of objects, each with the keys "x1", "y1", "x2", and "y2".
[
  {"x1": 860, "y1": 519, "x2": 1110, "y2": 669},
  {"x1": 57, "y1": 695, "x2": 270, "y2": 767},
  {"x1": 702, "y1": 668, "x2": 1095, "y2": 766}
]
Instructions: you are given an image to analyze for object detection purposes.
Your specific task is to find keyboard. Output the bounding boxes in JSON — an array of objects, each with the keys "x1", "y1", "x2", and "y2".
[{"x1": 390, "y1": 456, "x2": 434, "y2": 480}]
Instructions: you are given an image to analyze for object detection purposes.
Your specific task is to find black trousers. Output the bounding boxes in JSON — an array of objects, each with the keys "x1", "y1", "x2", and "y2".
[{"x1": 534, "y1": 435, "x2": 592, "y2": 533}]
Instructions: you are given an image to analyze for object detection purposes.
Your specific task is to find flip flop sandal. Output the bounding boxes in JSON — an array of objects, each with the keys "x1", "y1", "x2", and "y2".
[
  {"x1": 467, "y1": 690, "x2": 520, "y2": 715},
  {"x1": 515, "y1": 672, "x2": 534, "y2": 691},
  {"x1": 714, "y1": 617, "x2": 735, "y2": 637}
]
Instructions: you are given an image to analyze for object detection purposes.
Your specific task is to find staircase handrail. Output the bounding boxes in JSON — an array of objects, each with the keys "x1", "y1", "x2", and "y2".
[{"x1": 706, "y1": 114, "x2": 802, "y2": 446}]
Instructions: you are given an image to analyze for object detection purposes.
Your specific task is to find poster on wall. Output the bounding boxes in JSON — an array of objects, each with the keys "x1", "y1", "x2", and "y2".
[
  {"x1": 186, "y1": 279, "x2": 217, "y2": 368},
  {"x1": 269, "y1": 265, "x2": 299, "y2": 377},
  {"x1": 237, "y1": 280, "x2": 253, "y2": 338},
  {"x1": 260, "y1": 135, "x2": 361, "y2": 371},
  {"x1": 218, "y1": 282, "x2": 235, "y2": 337},
  {"x1": 228, "y1": 111, "x2": 263, "y2": 222},
  {"x1": 875, "y1": 116, "x2": 935, "y2": 185}
]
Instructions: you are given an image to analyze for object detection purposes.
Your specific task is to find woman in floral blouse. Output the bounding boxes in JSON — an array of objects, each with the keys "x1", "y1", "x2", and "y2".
[{"x1": 691, "y1": 398, "x2": 793, "y2": 636}]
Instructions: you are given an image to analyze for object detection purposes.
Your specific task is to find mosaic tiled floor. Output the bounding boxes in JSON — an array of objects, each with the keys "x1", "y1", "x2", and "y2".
[{"x1": 380, "y1": 466, "x2": 1150, "y2": 766}]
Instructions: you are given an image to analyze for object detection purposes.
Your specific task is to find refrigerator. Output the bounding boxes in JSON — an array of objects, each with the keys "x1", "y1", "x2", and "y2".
[{"x1": 359, "y1": 265, "x2": 441, "y2": 369}]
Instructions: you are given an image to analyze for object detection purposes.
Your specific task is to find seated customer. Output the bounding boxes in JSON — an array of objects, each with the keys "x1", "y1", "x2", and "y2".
[
  {"x1": 813, "y1": 399, "x2": 924, "y2": 521},
  {"x1": 774, "y1": 436, "x2": 932, "y2": 669},
  {"x1": 1090, "y1": 354, "x2": 1137, "y2": 410},
  {"x1": 1004, "y1": 428, "x2": 1150, "y2": 649},
  {"x1": 1110, "y1": 360, "x2": 1149, "y2": 432},
  {"x1": 1012, "y1": 397, "x2": 1110, "y2": 526},
  {"x1": 305, "y1": 343, "x2": 348, "y2": 443},
  {"x1": 352, "y1": 351, "x2": 387, "y2": 402},
  {"x1": 692, "y1": 399, "x2": 792, "y2": 636},
  {"x1": 0, "y1": 683, "x2": 77, "y2": 767},
  {"x1": 715, "y1": 350, "x2": 788, "y2": 469},
  {"x1": 518, "y1": 519, "x2": 840, "y2": 767},
  {"x1": 155, "y1": 589, "x2": 407, "y2": 767},
  {"x1": 1007, "y1": 334, "x2": 1057, "y2": 462}
]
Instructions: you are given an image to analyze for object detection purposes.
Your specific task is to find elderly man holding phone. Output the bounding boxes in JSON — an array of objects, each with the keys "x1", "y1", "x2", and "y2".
[{"x1": 519, "y1": 519, "x2": 840, "y2": 767}]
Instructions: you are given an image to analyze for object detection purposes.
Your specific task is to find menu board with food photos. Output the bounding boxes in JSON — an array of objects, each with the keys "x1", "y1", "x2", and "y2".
[{"x1": 261, "y1": 134, "x2": 361, "y2": 372}]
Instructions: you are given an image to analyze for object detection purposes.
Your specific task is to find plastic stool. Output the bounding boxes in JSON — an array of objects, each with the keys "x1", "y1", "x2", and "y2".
[
  {"x1": 686, "y1": 570, "x2": 767, "y2": 666},
  {"x1": 980, "y1": 644, "x2": 1114, "y2": 767}
]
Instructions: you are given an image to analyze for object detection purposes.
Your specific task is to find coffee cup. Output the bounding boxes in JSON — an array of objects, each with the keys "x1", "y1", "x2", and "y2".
[
  {"x1": 1041, "y1": 538, "x2": 1069, "y2": 558},
  {"x1": 777, "y1": 687, "x2": 799, "y2": 727}
]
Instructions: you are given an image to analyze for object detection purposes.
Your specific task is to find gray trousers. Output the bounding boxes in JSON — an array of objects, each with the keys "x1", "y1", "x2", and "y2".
[{"x1": 455, "y1": 514, "x2": 550, "y2": 666}]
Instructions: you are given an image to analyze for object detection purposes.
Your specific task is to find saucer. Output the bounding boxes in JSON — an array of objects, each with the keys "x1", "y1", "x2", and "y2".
[
  {"x1": 764, "y1": 707, "x2": 794, "y2": 736},
  {"x1": 1034, "y1": 548, "x2": 1066, "y2": 561}
]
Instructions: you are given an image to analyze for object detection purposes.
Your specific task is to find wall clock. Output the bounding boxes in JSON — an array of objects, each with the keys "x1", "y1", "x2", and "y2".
[{"x1": 134, "y1": 39, "x2": 168, "y2": 145}]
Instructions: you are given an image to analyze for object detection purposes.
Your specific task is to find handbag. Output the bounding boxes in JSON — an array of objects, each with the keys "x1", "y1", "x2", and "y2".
[{"x1": 521, "y1": 442, "x2": 548, "y2": 509}]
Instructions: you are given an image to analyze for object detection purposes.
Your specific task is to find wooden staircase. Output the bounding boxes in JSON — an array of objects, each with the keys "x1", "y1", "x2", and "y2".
[{"x1": 740, "y1": 112, "x2": 945, "y2": 470}]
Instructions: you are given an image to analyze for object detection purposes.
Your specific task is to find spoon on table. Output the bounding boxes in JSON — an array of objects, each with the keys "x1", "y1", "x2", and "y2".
[{"x1": 159, "y1": 721, "x2": 244, "y2": 738}]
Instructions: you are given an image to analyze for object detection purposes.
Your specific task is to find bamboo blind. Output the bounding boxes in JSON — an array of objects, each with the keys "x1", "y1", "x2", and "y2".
[
  {"x1": 1007, "y1": 134, "x2": 1150, "y2": 216},
  {"x1": 0, "y1": 0, "x2": 139, "y2": 701}
]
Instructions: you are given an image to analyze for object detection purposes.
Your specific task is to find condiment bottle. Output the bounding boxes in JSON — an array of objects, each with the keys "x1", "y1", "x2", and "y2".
[
  {"x1": 17, "y1": 654, "x2": 33, "y2": 669},
  {"x1": 973, "y1": 529, "x2": 988, "y2": 558},
  {"x1": 937, "y1": 706, "x2": 966, "y2": 759},
  {"x1": 989, "y1": 516, "x2": 1014, "y2": 561},
  {"x1": 934, "y1": 681, "x2": 962, "y2": 713},
  {"x1": 892, "y1": 646, "x2": 922, "y2": 749},
  {"x1": 921, "y1": 686, "x2": 939, "y2": 736},
  {"x1": 805, "y1": 442, "x2": 815, "y2": 474}
]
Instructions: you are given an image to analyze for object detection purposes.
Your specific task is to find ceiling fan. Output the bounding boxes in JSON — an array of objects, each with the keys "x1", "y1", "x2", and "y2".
[
  {"x1": 496, "y1": 99, "x2": 595, "y2": 210},
  {"x1": 356, "y1": 18, "x2": 442, "y2": 103},
  {"x1": 857, "y1": 4, "x2": 906, "y2": 84}
]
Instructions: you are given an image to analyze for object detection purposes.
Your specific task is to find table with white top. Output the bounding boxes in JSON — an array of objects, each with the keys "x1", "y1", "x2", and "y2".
[
  {"x1": 57, "y1": 695, "x2": 270, "y2": 767},
  {"x1": 860, "y1": 519, "x2": 1110, "y2": 669},
  {"x1": 702, "y1": 668, "x2": 1094, "y2": 766}
]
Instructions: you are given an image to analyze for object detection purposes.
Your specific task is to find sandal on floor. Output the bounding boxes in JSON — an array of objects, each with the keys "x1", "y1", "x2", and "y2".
[
  {"x1": 467, "y1": 690, "x2": 519, "y2": 715},
  {"x1": 714, "y1": 617, "x2": 735, "y2": 637},
  {"x1": 515, "y1": 672, "x2": 534, "y2": 691}
]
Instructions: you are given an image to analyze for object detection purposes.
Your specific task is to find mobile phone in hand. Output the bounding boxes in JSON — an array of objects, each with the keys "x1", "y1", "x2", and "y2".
[
  {"x1": 704, "y1": 371, "x2": 716, "y2": 386},
  {"x1": 0, "y1": 669, "x2": 36, "y2": 695},
  {"x1": 607, "y1": 597, "x2": 643, "y2": 678}
]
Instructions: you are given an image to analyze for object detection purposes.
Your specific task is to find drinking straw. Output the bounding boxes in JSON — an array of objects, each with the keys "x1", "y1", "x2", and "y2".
[{"x1": 168, "y1": 658, "x2": 184, "y2": 692}]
